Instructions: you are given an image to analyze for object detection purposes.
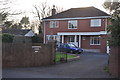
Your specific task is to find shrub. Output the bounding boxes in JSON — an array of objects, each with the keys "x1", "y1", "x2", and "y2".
[
  {"x1": 32, "y1": 35, "x2": 43, "y2": 43},
  {"x1": 107, "y1": 17, "x2": 120, "y2": 46},
  {"x1": 2, "y1": 33, "x2": 14, "y2": 43}
]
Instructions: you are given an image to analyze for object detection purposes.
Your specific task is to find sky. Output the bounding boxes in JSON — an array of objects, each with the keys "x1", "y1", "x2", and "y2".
[{"x1": 10, "y1": 0, "x2": 107, "y2": 22}]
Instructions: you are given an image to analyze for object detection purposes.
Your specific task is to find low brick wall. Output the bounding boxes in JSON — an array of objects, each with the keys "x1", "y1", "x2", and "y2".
[
  {"x1": 2, "y1": 42, "x2": 55, "y2": 67},
  {"x1": 109, "y1": 46, "x2": 120, "y2": 78}
]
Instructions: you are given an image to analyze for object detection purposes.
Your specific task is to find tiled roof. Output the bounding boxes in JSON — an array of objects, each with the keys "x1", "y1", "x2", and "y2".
[
  {"x1": 43, "y1": 7, "x2": 110, "y2": 19},
  {"x1": 2, "y1": 29, "x2": 31, "y2": 36}
]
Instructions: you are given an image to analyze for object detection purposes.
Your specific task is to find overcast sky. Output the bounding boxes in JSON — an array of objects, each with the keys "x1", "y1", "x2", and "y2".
[{"x1": 10, "y1": 0, "x2": 107, "y2": 21}]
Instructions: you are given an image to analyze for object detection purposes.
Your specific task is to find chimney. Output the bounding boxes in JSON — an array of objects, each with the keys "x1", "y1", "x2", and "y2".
[{"x1": 52, "y1": 5, "x2": 56, "y2": 16}]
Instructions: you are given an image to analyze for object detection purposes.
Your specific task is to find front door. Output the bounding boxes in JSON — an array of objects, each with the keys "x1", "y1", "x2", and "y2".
[{"x1": 68, "y1": 36, "x2": 78, "y2": 47}]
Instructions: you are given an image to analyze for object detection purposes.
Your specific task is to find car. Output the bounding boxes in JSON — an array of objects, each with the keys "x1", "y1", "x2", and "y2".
[{"x1": 57, "y1": 43, "x2": 83, "y2": 54}]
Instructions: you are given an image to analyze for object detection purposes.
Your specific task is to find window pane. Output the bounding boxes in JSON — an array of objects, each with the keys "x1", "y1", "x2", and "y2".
[
  {"x1": 68, "y1": 20, "x2": 77, "y2": 29},
  {"x1": 50, "y1": 21, "x2": 59, "y2": 28},
  {"x1": 91, "y1": 19, "x2": 101, "y2": 27},
  {"x1": 90, "y1": 37, "x2": 100, "y2": 45}
]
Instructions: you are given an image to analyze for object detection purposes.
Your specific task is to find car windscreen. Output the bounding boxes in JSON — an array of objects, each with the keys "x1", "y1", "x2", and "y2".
[{"x1": 68, "y1": 44, "x2": 77, "y2": 48}]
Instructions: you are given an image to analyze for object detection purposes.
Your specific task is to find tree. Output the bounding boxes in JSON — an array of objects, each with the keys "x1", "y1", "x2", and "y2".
[
  {"x1": 0, "y1": 0, "x2": 11, "y2": 24},
  {"x1": 32, "y1": 1, "x2": 64, "y2": 34},
  {"x1": 20, "y1": 16, "x2": 30, "y2": 29},
  {"x1": 103, "y1": 0, "x2": 120, "y2": 46},
  {"x1": 3, "y1": 21, "x2": 13, "y2": 28},
  {"x1": 0, "y1": 0, "x2": 23, "y2": 28},
  {"x1": 11, "y1": 23, "x2": 22, "y2": 29}
]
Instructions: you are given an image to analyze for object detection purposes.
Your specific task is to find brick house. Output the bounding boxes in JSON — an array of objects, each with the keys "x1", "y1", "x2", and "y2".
[{"x1": 43, "y1": 6, "x2": 110, "y2": 53}]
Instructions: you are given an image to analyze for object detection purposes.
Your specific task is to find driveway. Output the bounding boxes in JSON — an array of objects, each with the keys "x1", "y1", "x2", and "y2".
[{"x1": 2, "y1": 52, "x2": 113, "y2": 78}]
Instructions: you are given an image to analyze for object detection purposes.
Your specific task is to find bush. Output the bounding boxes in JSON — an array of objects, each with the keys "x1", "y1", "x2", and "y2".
[
  {"x1": 32, "y1": 35, "x2": 43, "y2": 43},
  {"x1": 2, "y1": 33, "x2": 14, "y2": 43},
  {"x1": 107, "y1": 17, "x2": 120, "y2": 46}
]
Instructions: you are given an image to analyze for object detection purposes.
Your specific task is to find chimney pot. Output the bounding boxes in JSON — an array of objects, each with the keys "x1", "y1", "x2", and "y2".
[{"x1": 52, "y1": 5, "x2": 56, "y2": 16}]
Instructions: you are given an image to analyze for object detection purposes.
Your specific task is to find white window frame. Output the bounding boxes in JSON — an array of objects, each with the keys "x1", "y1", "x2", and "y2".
[
  {"x1": 50, "y1": 21, "x2": 59, "y2": 28},
  {"x1": 46, "y1": 35, "x2": 60, "y2": 41},
  {"x1": 90, "y1": 19, "x2": 101, "y2": 27},
  {"x1": 90, "y1": 36, "x2": 100, "y2": 45},
  {"x1": 68, "y1": 20, "x2": 77, "y2": 29},
  {"x1": 68, "y1": 36, "x2": 75, "y2": 42}
]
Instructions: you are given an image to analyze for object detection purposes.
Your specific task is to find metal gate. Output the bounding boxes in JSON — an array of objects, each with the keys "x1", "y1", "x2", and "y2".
[{"x1": 55, "y1": 45, "x2": 68, "y2": 63}]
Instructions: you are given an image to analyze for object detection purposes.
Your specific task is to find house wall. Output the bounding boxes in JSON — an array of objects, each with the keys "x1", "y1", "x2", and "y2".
[
  {"x1": 44, "y1": 18, "x2": 108, "y2": 53},
  {"x1": 45, "y1": 18, "x2": 107, "y2": 35},
  {"x1": 81, "y1": 35, "x2": 107, "y2": 53},
  {"x1": 62, "y1": 35, "x2": 107, "y2": 53},
  {"x1": 81, "y1": 36, "x2": 100, "y2": 49}
]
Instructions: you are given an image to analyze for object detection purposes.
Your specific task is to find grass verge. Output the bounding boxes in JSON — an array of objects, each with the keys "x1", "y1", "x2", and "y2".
[
  {"x1": 55, "y1": 52, "x2": 77, "y2": 62},
  {"x1": 104, "y1": 66, "x2": 110, "y2": 73}
]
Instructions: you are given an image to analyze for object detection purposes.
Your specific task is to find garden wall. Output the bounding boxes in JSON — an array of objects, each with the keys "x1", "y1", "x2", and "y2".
[{"x1": 109, "y1": 46, "x2": 120, "y2": 78}]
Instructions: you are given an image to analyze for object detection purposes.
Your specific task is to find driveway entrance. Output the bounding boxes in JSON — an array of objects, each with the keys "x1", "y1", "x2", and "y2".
[{"x1": 3, "y1": 53, "x2": 113, "y2": 78}]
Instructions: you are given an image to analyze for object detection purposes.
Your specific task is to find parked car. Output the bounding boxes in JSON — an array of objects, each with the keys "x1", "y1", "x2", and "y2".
[{"x1": 57, "y1": 43, "x2": 83, "y2": 54}]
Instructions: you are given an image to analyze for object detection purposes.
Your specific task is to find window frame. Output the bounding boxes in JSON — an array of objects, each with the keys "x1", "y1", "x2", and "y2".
[
  {"x1": 68, "y1": 20, "x2": 78, "y2": 29},
  {"x1": 90, "y1": 19, "x2": 101, "y2": 27},
  {"x1": 90, "y1": 36, "x2": 100, "y2": 45},
  {"x1": 68, "y1": 36, "x2": 75, "y2": 42},
  {"x1": 50, "y1": 21, "x2": 59, "y2": 28},
  {"x1": 46, "y1": 35, "x2": 60, "y2": 41}
]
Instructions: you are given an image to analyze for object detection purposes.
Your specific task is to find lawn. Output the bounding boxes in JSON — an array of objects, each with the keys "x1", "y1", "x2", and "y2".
[{"x1": 55, "y1": 52, "x2": 77, "y2": 62}]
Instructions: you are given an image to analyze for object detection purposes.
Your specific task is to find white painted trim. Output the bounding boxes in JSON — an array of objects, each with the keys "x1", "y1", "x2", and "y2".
[
  {"x1": 90, "y1": 19, "x2": 101, "y2": 27},
  {"x1": 43, "y1": 21, "x2": 46, "y2": 44},
  {"x1": 62, "y1": 35, "x2": 64, "y2": 43},
  {"x1": 74, "y1": 35, "x2": 77, "y2": 43},
  {"x1": 79, "y1": 35, "x2": 81, "y2": 48},
  {"x1": 43, "y1": 16, "x2": 110, "y2": 21},
  {"x1": 25, "y1": 30, "x2": 35, "y2": 37},
  {"x1": 90, "y1": 36, "x2": 101, "y2": 45},
  {"x1": 57, "y1": 31, "x2": 107, "y2": 36},
  {"x1": 68, "y1": 20, "x2": 78, "y2": 29}
]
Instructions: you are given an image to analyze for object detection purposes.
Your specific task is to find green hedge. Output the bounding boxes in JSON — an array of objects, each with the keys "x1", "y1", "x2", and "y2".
[
  {"x1": 31, "y1": 35, "x2": 43, "y2": 43},
  {"x1": 107, "y1": 17, "x2": 120, "y2": 46},
  {"x1": 2, "y1": 33, "x2": 14, "y2": 43},
  {"x1": 1, "y1": 33, "x2": 43, "y2": 43}
]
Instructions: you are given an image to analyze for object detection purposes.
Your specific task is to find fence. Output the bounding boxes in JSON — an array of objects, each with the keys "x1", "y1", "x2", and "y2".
[{"x1": 2, "y1": 42, "x2": 55, "y2": 67}]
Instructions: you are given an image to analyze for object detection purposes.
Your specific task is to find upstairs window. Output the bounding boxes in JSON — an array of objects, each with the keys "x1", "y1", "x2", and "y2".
[
  {"x1": 90, "y1": 36, "x2": 100, "y2": 45},
  {"x1": 68, "y1": 20, "x2": 77, "y2": 29},
  {"x1": 90, "y1": 19, "x2": 101, "y2": 27},
  {"x1": 50, "y1": 21, "x2": 59, "y2": 28}
]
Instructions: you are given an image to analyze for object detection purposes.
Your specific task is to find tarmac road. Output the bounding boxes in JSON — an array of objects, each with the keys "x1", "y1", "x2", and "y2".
[{"x1": 2, "y1": 52, "x2": 113, "y2": 78}]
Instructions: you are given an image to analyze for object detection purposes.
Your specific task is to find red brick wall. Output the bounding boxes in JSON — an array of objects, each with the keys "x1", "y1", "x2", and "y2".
[
  {"x1": 81, "y1": 35, "x2": 107, "y2": 53},
  {"x1": 45, "y1": 18, "x2": 107, "y2": 35},
  {"x1": 81, "y1": 36, "x2": 100, "y2": 49},
  {"x1": 100, "y1": 35, "x2": 107, "y2": 53}
]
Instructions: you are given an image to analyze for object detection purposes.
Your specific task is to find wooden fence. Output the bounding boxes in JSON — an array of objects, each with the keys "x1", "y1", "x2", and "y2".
[{"x1": 2, "y1": 42, "x2": 55, "y2": 67}]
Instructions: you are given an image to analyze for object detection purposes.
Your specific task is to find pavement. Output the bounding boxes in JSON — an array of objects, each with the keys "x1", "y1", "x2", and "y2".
[{"x1": 2, "y1": 52, "x2": 114, "y2": 78}]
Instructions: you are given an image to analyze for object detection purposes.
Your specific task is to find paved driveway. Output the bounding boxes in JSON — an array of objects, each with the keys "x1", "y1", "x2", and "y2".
[{"x1": 2, "y1": 53, "x2": 113, "y2": 78}]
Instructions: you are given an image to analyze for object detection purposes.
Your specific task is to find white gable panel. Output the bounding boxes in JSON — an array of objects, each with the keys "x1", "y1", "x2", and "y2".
[{"x1": 25, "y1": 31, "x2": 35, "y2": 37}]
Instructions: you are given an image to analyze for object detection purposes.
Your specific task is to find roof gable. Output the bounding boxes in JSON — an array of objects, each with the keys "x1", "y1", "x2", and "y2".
[{"x1": 43, "y1": 7, "x2": 110, "y2": 20}]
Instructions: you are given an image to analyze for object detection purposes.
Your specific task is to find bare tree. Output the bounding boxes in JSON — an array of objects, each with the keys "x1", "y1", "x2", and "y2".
[
  {"x1": 103, "y1": 0, "x2": 120, "y2": 14},
  {"x1": 32, "y1": 1, "x2": 64, "y2": 34}
]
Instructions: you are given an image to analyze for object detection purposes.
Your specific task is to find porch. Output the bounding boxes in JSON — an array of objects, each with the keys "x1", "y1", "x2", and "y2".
[{"x1": 57, "y1": 31, "x2": 107, "y2": 53}]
